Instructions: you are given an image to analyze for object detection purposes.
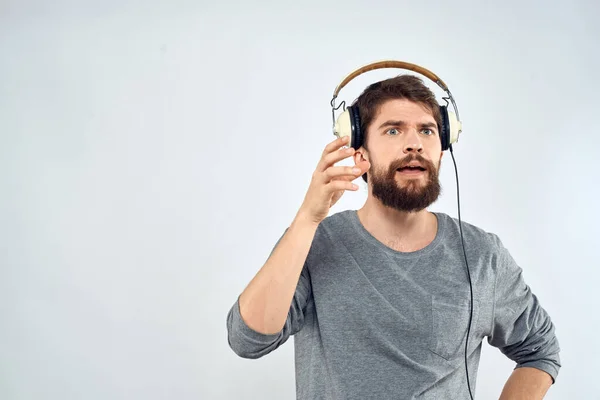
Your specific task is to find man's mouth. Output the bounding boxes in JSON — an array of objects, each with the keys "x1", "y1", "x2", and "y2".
[
  {"x1": 397, "y1": 165, "x2": 427, "y2": 175},
  {"x1": 397, "y1": 166, "x2": 426, "y2": 172}
]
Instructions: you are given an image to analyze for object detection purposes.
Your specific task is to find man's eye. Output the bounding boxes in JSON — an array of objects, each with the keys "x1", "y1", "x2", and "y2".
[
  {"x1": 387, "y1": 128, "x2": 399, "y2": 135},
  {"x1": 422, "y1": 129, "x2": 433, "y2": 135}
]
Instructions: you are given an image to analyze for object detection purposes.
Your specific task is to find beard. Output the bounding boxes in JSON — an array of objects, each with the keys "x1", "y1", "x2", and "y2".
[{"x1": 369, "y1": 153, "x2": 441, "y2": 213}]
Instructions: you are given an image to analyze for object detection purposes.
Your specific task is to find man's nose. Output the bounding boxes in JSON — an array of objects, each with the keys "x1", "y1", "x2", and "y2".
[{"x1": 403, "y1": 130, "x2": 424, "y2": 154}]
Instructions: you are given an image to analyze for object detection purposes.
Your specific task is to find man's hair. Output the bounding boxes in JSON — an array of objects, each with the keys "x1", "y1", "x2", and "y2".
[{"x1": 352, "y1": 74, "x2": 442, "y2": 183}]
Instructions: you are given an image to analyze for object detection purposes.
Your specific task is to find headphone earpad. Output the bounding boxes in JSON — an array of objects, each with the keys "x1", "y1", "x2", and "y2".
[
  {"x1": 348, "y1": 105, "x2": 363, "y2": 149},
  {"x1": 439, "y1": 105, "x2": 450, "y2": 151}
]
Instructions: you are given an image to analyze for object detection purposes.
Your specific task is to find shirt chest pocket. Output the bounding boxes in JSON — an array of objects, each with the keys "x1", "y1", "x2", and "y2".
[{"x1": 429, "y1": 296, "x2": 480, "y2": 361}]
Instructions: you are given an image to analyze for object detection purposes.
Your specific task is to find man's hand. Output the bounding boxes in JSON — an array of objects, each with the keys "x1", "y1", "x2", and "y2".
[
  {"x1": 498, "y1": 367, "x2": 553, "y2": 400},
  {"x1": 297, "y1": 135, "x2": 370, "y2": 225}
]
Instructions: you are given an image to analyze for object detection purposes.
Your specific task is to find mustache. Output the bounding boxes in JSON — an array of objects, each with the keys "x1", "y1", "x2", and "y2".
[{"x1": 390, "y1": 154, "x2": 436, "y2": 171}]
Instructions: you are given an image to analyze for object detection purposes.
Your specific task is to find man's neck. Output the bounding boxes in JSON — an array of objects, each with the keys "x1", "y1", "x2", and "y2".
[{"x1": 356, "y1": 198, "x2": 438, "y2": 253}]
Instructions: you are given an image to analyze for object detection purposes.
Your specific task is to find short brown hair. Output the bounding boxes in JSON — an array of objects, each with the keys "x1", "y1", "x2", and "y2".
[{"x1": 352, "y1": 74, "x2": 442, "y2": 183}]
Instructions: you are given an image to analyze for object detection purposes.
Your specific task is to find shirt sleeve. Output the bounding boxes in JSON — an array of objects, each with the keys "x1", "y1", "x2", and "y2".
[
  {"x1": 226, "y1": 229, "x2": 313, "y2": 359},
  {"x1": 487, "y1": 235, "x2": 561, "y2": 383}
]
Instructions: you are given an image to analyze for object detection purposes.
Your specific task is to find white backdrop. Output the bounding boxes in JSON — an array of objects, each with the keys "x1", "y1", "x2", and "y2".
[{"x1": 1, "y1": 0, "x2": 599, "y2": 399}]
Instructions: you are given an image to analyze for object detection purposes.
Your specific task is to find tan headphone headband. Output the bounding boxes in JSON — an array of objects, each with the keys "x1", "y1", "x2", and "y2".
[
  {"x1": 332, "y1": 60, "x2": 449, "y2": 99},
  {"x1": 330, "y1": 59, "x2": 462, "y2": 148}
]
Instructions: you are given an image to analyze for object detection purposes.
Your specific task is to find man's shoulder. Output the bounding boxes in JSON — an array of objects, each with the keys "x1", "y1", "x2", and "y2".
[
  {"x1": 309, "y1": 210, "x2": 355, "y2": 244},
  {"x1": 320, "y1": 209, "x2": 354, "y2": 226},
  {"x1": 435, "y1": 211, "x2": 505, "y2": 252}
]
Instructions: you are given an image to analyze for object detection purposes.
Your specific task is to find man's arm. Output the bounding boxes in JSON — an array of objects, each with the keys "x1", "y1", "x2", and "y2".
[
  {"x1": 226, "y1": 134, "x2": 366, "y2": 359},
  {"x1": 498, "y1": 367, "x2": 553, "y2": 400},
  {"x1": 226, "y1": 214, "x2": 317, "y2": 359},
  {"x1": 237, "y1": 213, "x2": 318, "y2": 335},
  {"x1": 487, "y1": 234, "x2": 561, "y2": 394}
]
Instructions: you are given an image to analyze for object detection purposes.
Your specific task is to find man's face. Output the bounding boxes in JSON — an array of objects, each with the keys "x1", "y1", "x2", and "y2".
[{"x1": 361, "y1": 99, "x2": 443, "y2": 212}]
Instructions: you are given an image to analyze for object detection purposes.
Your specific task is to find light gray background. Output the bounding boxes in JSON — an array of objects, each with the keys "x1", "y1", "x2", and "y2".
[{"x1": 1, "y1": 0, "x2": 598, "y2": 399}]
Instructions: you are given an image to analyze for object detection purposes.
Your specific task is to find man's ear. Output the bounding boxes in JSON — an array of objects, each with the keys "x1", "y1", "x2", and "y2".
[{"x1": 354, "y1": 148, "x2": 368, "y2": 164}]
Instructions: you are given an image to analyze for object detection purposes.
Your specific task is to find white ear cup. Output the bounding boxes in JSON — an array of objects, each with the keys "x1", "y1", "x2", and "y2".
[
  {"x1": 333, "y1": 109, "x2": 352, "y2": 142},
  {"x1": 447, "y1": 110, "x2": 462, "y2": 145}
]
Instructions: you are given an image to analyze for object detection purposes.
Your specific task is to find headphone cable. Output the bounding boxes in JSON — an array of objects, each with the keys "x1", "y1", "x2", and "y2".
[{"x1": 449, "y1": 144, "x2": 475, "y2": 400}]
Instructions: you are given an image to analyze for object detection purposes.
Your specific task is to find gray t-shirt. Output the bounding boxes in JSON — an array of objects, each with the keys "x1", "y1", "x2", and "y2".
[{"x1": 226, "y1": 210, "x2": 561, "y2": 399}]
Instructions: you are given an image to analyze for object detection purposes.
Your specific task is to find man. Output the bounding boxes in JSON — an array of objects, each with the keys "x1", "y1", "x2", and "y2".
[{"x1": 226, "y1": 75, "x2": 561, "y2": 399}]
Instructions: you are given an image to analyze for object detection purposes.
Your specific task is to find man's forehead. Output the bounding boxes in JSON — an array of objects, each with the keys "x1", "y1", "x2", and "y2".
[{"x1": 374, "y1": 99, "x2": 437, "y2": 123}]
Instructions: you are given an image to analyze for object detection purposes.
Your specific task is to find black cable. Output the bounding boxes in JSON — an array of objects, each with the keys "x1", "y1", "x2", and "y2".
[{"x1": 449, "y1": 144, "x2": 475, "y2": 400}]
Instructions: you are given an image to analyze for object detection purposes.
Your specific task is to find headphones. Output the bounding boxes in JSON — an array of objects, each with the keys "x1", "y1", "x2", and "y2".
[{"x1": 331, "y1": 60, "x2": 463, "y2": 151}]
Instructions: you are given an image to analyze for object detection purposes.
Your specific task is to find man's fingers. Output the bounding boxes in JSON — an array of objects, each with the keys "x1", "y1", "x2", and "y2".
[
  {"x1": 323, "y1": 135, "x2": 350, "y2": 156},
  {"x1": 318, "y1": 146, "x2": 355, "y2": 173},
  {"x1": 324, "y1": 165, "x2": 362, "y2": 182}
]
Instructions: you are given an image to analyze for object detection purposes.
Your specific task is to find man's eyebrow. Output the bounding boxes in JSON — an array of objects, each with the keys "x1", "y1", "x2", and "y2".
[
  {"x1": 377, "y1": 120, "x2": 438, "y2": 130},
  {"x1": 378, "y1": 120, "x2": 407, "y2": 130},
  {"x1": 419, "y1": 122, "x2": 438, "y2": 130}
]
